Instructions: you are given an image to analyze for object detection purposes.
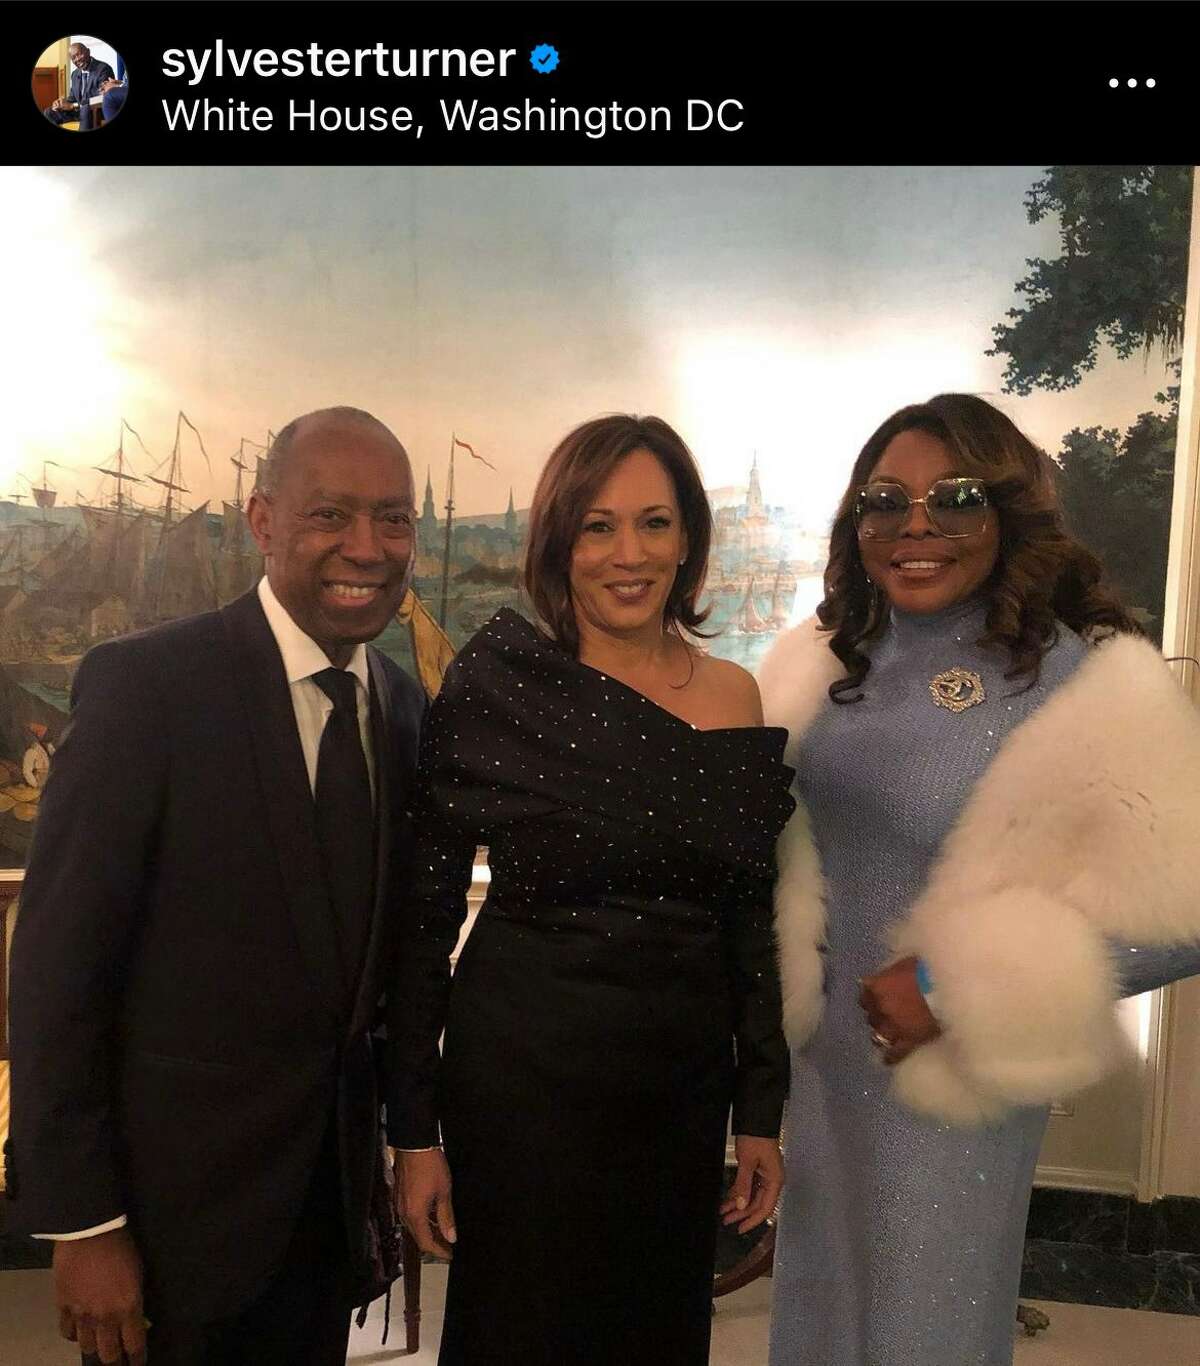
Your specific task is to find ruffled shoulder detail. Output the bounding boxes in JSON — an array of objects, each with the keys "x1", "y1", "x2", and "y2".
[{"x1": 423, "y1": 609, "x2": 794, "y2": 872}]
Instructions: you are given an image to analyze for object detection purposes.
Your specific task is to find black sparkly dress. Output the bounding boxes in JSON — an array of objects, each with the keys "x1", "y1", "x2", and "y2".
[{"x1": 386, "y1": 609, "x2": 794, "y2": 1366}]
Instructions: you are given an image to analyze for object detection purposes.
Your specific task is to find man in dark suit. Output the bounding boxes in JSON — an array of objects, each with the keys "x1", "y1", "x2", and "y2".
[
  {"x1": 45, "y1": 43, "x2": 115, "y2": 127},
  {"x1": 5, "y1": 407, "x2": 426, "y2": 1364}
]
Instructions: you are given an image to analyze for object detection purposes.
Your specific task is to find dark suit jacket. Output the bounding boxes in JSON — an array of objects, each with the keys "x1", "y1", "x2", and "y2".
[
  {"x1": 68, "y1": 59, "x2": 115, "y2": 106},
  {"x1": 4, "y1": 590, "x2": 425, "y2": 1323}
]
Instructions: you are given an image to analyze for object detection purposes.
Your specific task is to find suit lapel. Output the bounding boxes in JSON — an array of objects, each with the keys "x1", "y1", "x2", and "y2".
[{"x1": 219, "y1": 591, "x2": 343, "y2": 1029}]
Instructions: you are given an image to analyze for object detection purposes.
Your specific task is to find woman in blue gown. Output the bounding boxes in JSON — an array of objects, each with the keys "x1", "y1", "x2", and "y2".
[{"x1": 759, "y1": 393, "x2": 1200, "y2": 1366}]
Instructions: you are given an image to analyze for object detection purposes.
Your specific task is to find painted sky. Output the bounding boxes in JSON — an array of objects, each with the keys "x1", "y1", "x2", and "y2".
[{"x1": 4, "y1": 165, "x2": 1181, "y2": 527}]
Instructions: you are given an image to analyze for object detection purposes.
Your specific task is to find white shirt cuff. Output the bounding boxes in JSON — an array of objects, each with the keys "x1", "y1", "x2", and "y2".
[{"x1": 33, "y1": 1215, "x2": 128, "y2": 1241}]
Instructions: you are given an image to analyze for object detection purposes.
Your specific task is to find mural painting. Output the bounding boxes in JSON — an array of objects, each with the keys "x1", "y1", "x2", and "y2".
[{"x1": 0, "y1": 164, "x2": 1190, "y2": 867}]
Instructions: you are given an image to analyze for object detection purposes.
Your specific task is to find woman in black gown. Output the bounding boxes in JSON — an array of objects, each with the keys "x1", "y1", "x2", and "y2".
[{"x1": 386, "y1": 415, "x2": 795, "y2": 1365}]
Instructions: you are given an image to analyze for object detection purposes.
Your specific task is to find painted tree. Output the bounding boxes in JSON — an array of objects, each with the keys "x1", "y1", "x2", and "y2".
[
  {"x1": 1054, "y1": 376, "x2": 1179, "y2": 627},
  {"x1": 987, "y1": 166, "x2": 1192, "y2": 635}
]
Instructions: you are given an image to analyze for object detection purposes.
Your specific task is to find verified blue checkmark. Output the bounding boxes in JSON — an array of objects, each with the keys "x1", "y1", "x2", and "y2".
[{"x1": 530, "y1": 43, "x2": 560, "y2": 74}]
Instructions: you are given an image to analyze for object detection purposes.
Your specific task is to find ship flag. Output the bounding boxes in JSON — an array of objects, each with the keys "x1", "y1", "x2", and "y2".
[
  {"x1": 121, "y1": 419, "x2": 154, "y2": 458},
  {"x1": 178, "y1": 411, "x2": 213, "y2": 476},
  {"x1": 452, "y1": 434, "x2": 496, "y2": 471}
]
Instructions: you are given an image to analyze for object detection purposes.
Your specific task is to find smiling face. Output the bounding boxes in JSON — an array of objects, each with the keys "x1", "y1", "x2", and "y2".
[
  {"x1": 69, "y1": 45, "x2": 89, "y2": 69},
  {"x1": 568, "y1": 448, "x2": 688, "y2": 640},
  {"x1": 857, "y1": 427, "x2": 1000, "y2": 615},
  {"x1": 247, "y1": 415, "x2": 416, "y2": 665}
]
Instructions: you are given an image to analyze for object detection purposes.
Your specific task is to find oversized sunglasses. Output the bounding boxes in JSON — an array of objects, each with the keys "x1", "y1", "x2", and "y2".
[{"x1": 854, "y1": 477, "x2": 990, "y2": 541}]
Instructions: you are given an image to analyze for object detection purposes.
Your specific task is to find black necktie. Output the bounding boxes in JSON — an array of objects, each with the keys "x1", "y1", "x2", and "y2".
[{"x1": 312, "y1": 668, "x2": 375, "y2": 996}]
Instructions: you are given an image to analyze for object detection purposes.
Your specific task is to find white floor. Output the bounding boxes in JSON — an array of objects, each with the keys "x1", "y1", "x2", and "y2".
[
  {"x1": 355, "y1": 1268, "x2": 1200, "y2": 1366},
  {"x1": 3, "y1": 1266, "x2": 1199, "y2": 1363}
]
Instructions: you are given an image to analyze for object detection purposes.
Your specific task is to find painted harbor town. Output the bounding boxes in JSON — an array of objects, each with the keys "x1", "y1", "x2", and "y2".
[{"x1": 0, "y1": 418, "x2": 827, "y2": 866}]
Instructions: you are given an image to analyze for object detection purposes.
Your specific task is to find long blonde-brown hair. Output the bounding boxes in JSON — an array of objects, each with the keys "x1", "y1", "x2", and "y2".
[{"x1": 821, "y1": 393, "x2": 1141, "y2": 702}]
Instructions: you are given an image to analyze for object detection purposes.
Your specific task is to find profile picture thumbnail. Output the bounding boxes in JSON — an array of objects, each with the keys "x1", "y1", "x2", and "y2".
[{"x1": 33, "y1": 36, "x2": 127, "y2": 130}]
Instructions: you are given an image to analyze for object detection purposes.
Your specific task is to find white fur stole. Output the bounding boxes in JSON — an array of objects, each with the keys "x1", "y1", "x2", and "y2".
[{"x1": 758, "y1": 620, "x2": 1200, "y2": 1125}]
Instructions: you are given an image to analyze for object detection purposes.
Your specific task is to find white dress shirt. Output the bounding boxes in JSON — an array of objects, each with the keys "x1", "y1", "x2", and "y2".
[
  {"x1": 256, "y1": 576, "x2": 376, "y2": 801},
  {"x1": 36, "y1": 578, "x2": 376, "y2": 1240}
]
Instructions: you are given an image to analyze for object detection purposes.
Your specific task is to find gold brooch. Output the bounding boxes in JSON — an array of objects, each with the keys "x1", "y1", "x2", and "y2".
[{"x1": 930, "y1": 667, "x2": 986, "y2": 713}]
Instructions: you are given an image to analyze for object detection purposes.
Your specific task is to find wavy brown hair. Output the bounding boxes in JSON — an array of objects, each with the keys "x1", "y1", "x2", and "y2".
[
  {"x1": 523, "y1": 414, "x2": 712, "y2": 656},
  {"x1": 821, "y1": 393, "x2": 1141, "y2": 703}
]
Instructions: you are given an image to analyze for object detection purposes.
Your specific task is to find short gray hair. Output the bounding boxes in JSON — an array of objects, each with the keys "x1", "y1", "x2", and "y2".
[{"x1": 255, "y1": 406, "x2": 408, "y2": 498}]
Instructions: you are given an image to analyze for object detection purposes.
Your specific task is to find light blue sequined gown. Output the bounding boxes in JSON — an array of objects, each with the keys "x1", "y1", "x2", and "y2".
[{"x1": 768, "y1": 600, "x2": 1200, "y2": 1366}]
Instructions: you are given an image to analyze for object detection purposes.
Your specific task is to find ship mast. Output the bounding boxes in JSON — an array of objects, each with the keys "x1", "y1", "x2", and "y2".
[
  {"x1": 438, "y1": 433, "x2": 456, "y2": 628},
  {"x1": 4, "y1": 464, "x2": 64, "y2": 579},
  {"x1": 148, "y1": 411, "x2": 190, "y2": 534},
  {"x1": 226, "y1": 438, "x2": 255, "y2": 556},
  {"x1": 233, "y1": 432, "x2": 271, "y2": 507},
  {"x1": 737, "y1": 573, "x2": 770, "y2": 633},
  {"x1": 231, "y1": 438, "x2": 252, "y2": 509},
  {"x1": 255, "y1": 430, "x2": 276, "y2": 494},
  {"x1": 147, "y1": 411, "x2": 197, "y2": 618},
  {"x1": 32, "y1": 463, "x2": 57, "y2": 510},
  {"x1": 29, "y1": 463, "x2": 59, "y2": 559},
  {"x1": 92, "y1": 419, "x2": 146, "y2": 517}
]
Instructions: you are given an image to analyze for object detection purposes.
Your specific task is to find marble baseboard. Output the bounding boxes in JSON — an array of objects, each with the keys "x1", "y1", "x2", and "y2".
[
  {"x1": 1024, "y1": 1188, "x2": 1131, "y2": 1250},
  {"x1": 1025, "y1": 1188, "x2": 1200, "y2": 1256},
  {"x1": 1021, "y1": 1189, "x2": 1200, "y2": 1316},
  {"x1": 1133, "y1": 1197, "x2": 1200, "y2": 1256},
  {"x1": 1021, "y1": 1242, "x2": 1200, "y2": 1316}
]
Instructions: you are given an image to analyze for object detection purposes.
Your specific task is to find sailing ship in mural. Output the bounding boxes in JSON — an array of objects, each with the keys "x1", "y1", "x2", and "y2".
[{"x1": 0, "y1": 414, "x2": 269, "y2": 864}]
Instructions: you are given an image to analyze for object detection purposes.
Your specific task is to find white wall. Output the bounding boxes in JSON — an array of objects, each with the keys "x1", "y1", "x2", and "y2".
[
  {"x1": 1034, "y1": 167, "x2": 1200, "y2": 1200},
  {"x1": 1036, "y1": 996, "x2": 1150, "y2": 1194},
  {"x1": 1154, "y1": 167, "x2": 1200, "y2": 1199}
]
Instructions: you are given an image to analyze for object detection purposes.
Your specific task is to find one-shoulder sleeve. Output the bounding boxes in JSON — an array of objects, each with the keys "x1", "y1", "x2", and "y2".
[{"x1": 385, "y1": 663, "x2": 481, "y2": 1149}]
